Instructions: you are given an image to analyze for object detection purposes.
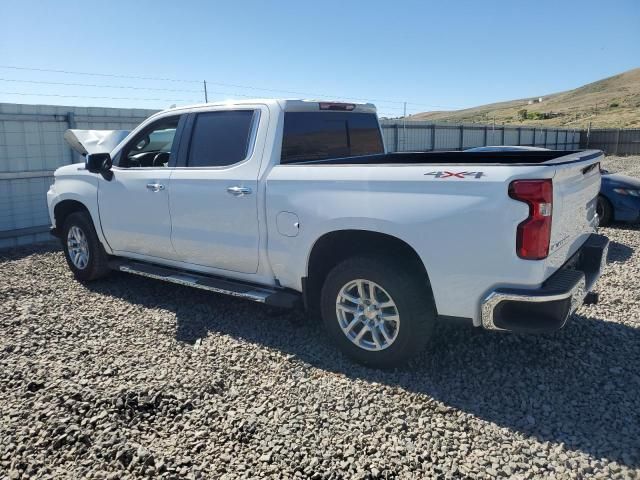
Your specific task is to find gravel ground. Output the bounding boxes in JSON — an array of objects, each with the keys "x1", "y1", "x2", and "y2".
[{"x1": 1, "y1": 156, "x2": 639, "y2": 479}]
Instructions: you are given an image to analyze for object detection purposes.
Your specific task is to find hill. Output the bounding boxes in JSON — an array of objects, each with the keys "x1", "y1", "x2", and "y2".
[{"x1": 408, "y1": 68, "x2": 640, "y2": 128}]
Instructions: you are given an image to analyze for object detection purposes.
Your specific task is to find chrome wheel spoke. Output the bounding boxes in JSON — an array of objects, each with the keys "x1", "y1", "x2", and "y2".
[
  {"x1": 370, "y1": 326, "x2": 383, "y2": 349},
  {"x1": 367, "y1": 282, "x2": 376, "y2": 302},
  {"x1": 344, "y1": 316, "x2": 361, "y2": 333},
  {"x1": 378, "y1": 323, "x2": 393, "y2": 343},
  {"x1": 341, "y1": 291, "x2": 360, "y2": 305},
  {"x1": 380, "y1": 312, "x2": 399, "y2": 322},
  {"x1": 356, "y1": 280, "x2": 367, "y2": 300},
  {"x1": 354, "y1": 325, "x2": 369, "y2": 343},
  {"x1": 337, "y1": 304, "x2": 359, "y2": 316}
]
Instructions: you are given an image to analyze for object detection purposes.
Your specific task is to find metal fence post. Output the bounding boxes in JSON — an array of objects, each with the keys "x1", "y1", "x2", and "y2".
[
  {"x1": 66, "y1": 111, "x2": 76, "y2": 129},
  {"x1": 66, "y1": 111, "x2": 78, "y2": 163},
  {"x1": 615, "y1": 129, "x2": 621, "y2": 155},
  {"x1": 501, "y1": 127, "x2": 505, "y2": 145},
  {"x1": 393, "y1": 124, "x2": 399, "y2": 152},
  {"x1": 555, "y1": 129, "x2": 559, "y2": 149},
  {"x1": 431, "y1": 124, "x2": 436, "y2": 151},
  {"x1": 517, "y1": 127, "x2": 522, "y2": 146},
  {"x1": 459, "y1": 125, "x2": 464, "y2": 150},
  {"x1": 483, "y1": 125, "x2": 488, "y2": 146}
]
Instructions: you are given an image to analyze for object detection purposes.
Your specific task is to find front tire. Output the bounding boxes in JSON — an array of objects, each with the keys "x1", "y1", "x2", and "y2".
[
  {"x1": 320, "y1": 256, "x2": 436, "y2": 368},
  {"x1": 62, "y1": 211, "x2": 110, "y2": 281},
  {"x1": 597, "y1": 195, "x2": 613, "y2": 227}
]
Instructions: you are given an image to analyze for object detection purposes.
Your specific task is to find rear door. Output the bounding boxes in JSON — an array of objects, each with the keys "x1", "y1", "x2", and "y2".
[{"x1": 168, "y1": 106, "x2": 266, "y2": 274}]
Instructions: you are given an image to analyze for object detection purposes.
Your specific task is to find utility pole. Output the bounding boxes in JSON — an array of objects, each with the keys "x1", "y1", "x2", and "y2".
[{"x1": 203, "y1": 80, "x2": 208, "y2": 103}]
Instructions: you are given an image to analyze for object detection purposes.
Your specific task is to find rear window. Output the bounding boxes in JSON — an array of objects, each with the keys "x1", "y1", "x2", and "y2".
[
  {"x1": 281, "y1": 112, "x2": 384, "y2": 164},
  {"x1": 188, "y1": 110, "x2": 255, "y2": 167}
]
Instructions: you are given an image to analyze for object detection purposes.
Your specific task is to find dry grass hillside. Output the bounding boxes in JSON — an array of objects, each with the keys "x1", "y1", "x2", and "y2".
[{"x1": 409, "y1": 68, "x2": 640, "y2": 128}]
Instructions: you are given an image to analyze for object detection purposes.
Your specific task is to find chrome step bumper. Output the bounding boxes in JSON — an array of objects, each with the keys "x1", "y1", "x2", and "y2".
[{"x1": 481, "y1": 234, "x2": 609, "y2": 333}]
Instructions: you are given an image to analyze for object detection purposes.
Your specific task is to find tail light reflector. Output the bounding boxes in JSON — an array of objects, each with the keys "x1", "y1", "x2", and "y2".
[{"x1": 509, "y1": 179, "x2": 553, "y2": 260}]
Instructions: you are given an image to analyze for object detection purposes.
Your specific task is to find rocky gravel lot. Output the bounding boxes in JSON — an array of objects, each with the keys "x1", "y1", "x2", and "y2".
[{"x1": 1, "y1": 156, "x2": 639, "y2": 479}]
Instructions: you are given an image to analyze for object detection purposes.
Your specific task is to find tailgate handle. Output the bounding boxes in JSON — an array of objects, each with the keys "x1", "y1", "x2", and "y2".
[{"x1": 582, "y1": 163, "x2": 599, "y2": 175}]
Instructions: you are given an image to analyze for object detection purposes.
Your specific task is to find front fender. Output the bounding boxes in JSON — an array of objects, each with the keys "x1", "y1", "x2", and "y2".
[{"x1": 48, "y1": 166, "x2": 113, "y2": 254}]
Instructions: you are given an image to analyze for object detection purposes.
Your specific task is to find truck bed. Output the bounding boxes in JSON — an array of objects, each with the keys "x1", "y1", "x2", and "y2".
[{"x1": 286, "y1": 150, "x2": 601, "y2": 166}]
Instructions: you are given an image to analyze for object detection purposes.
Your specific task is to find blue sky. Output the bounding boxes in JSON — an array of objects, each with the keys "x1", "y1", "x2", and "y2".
[{"x1": 1, "y1": 0, "x2": 639, "y2": 117}]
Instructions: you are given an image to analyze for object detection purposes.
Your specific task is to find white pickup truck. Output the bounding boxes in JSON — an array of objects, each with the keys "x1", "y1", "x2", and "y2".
[{"x1": 47, "y1": 99, "x2": 609, "y2": 367}]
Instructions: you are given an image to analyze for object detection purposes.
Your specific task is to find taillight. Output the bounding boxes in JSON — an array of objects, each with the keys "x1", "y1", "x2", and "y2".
[{"x1": 509, "y1": 179, "x2": 553, "y2": 260}]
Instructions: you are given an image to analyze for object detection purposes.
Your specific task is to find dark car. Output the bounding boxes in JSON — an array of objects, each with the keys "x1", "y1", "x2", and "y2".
[{"x1": 597, "y1": 170, "x2": 640, "y2": 226}]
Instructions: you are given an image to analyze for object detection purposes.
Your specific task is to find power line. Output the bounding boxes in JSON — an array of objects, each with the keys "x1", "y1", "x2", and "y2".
[
  {"x1": 0, "y1": 65, "x2": 202, "y2": 84},
  {"x1": 0, "y1": 91, "x2": 201, "y2": 103},
  {"x1": 0, "y1": 77, "x2": 202, "y2": 93},
  {"x1": 0, "y1": 79, "x2": 422, "y2": 113},
  {"x1": 0, "y1": 64, "x2": 464, "y2": 110},
  {"x1": 0, "y1": 77, "x2": 278, "y2": 100}
]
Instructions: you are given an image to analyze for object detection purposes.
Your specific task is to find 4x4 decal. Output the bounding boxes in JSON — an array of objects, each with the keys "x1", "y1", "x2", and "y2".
[{"x1": 424, "y1": 171, "x2": 485, "y2": 179}]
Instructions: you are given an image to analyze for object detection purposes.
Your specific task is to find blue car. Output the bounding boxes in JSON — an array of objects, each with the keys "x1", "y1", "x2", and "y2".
[{"x1": 598, "y1": 169, "x2": 640, "y2": 226}]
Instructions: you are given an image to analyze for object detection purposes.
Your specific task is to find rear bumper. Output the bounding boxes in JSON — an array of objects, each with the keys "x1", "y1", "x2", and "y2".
[{"x1": 481, "y1": 233, "x2": 609, "y2": 333}]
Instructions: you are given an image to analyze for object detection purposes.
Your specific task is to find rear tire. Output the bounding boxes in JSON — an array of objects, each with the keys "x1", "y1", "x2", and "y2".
[
  {"x1": 62, "y1": 211, "x2": 110, "y2": 281},
  {"x1": 597, "y1": 195, "x2": 613, "y2": 227},
  {"x1": 320, "y1": 256, "x2": 436, "y2": 368}
]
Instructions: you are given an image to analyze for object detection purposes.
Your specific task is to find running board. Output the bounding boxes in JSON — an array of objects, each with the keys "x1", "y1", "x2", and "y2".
[{"x1": 111, "y1": 260, "x2": 299, "y2": 308}]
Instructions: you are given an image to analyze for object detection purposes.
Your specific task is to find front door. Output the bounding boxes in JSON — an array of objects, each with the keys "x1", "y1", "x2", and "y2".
[
  {"x1": 169, "y1": 107, "x2": 265, "y2": 274},
  {"x1": 98, "y1": 114, "x2": 183, "y2": 259}
]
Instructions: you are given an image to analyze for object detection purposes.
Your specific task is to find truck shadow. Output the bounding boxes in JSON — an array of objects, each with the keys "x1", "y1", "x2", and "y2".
[
  {"x1": 85, "y1": 270, "x2": 640, "y2": 469},
  {"x1": 607, "y1": 240, "x2": 634, "y2": 262}
]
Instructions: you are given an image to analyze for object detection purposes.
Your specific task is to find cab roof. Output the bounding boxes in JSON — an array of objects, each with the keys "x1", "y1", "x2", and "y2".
[{"x1": 161, "y1": 99, "x2": 377, "y2": 114}]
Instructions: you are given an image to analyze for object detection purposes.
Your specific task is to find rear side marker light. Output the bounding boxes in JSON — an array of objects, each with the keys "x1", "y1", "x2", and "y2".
[
  {"x1": 509, "y1": 179, "x2": 553, "y2": 260},
  {"x1": 319, "y1": 102, "x2": 356, "y2": 111}
]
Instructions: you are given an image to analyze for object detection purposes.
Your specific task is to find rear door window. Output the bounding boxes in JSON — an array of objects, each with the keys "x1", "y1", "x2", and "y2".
[
  {"x1": 188, "y1": 110, "x2": 255, "y2": 167},
  {"x1": 281, "y1": 112, "x2": 384, "y2": 164}
]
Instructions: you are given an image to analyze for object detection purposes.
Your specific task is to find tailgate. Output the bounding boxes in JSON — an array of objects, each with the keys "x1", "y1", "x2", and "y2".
[{"x1": 545, "y1": 150, "x2": 603, "y2": 275}]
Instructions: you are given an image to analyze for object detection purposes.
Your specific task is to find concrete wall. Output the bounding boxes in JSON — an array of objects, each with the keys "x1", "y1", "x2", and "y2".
[
  {"x1": 0, "y1": 103, "x2": 158, "y2": 248},
  {"x1": 380, "y1": 120, "x2": 580, "y2": 152},
  {"x1": 580, "y1": 128, "x2": 640, "y2": 155}
]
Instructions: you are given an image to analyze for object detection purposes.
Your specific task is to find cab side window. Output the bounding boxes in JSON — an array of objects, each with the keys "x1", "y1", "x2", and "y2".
[
  {"x1": 118, "y1": 116, "x2": 181, "y2": 168},
  {"x1": 187, "y1": 110, "x2": 255, "y2": 167}
]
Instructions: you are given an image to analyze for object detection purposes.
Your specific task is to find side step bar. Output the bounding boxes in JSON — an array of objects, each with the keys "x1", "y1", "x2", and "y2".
[{"x1": 111, "y1": 260, "x2": 300, "y2": 308}]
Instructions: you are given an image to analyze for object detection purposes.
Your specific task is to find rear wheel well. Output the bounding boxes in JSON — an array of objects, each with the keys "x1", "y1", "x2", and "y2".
[
  {"x1": 305, "y1": 230, "x2": 434, "y2": 313},
  {"x1": 54, "y1": 200, "x2": 91, "y2": 231}
]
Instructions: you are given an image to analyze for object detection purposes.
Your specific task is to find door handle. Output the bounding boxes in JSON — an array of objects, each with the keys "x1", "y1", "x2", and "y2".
[
  {"x1": 226, "y1": 186, "x2": 252, "y2": 196},
  {"x1": 146, "y1": 183, "x2": 165, "y2": 192}
]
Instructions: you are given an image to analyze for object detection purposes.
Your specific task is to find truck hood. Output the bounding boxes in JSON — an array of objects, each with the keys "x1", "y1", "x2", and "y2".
[{"x1": 64, "y1": 129, "x2": 130, "y2": 156}]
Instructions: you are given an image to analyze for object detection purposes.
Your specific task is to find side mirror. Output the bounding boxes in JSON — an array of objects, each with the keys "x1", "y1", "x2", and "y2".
[{"x1": 85, "y1": 153, "x2": 112, "y2": 173}]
